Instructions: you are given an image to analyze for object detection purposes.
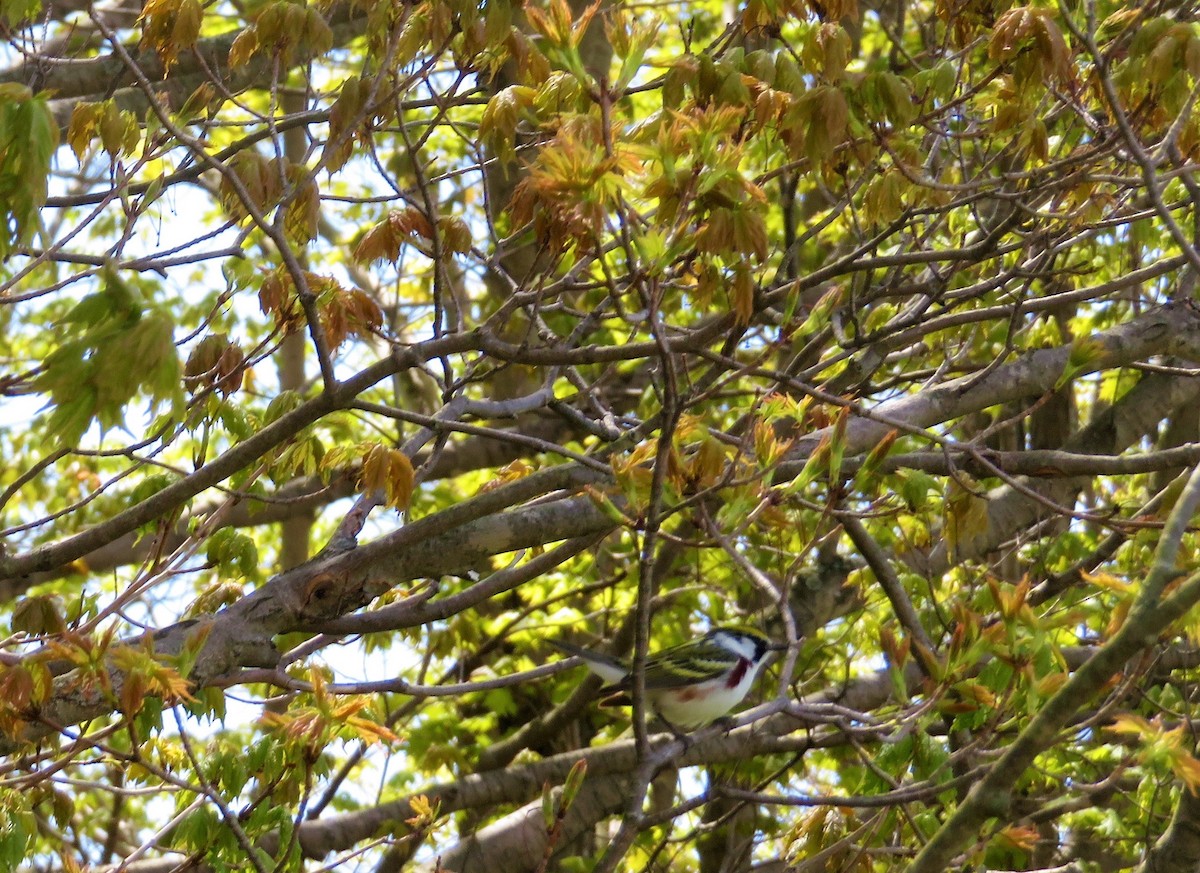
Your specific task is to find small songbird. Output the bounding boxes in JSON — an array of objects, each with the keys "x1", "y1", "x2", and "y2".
[{"x1": 552, "y1": 626, "x2": 780, "y2": 729}]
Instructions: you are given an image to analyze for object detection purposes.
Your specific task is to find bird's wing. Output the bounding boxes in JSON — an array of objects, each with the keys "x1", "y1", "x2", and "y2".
[{"x1": 625, "y1": 640, "x2": 735, "y2": 690}]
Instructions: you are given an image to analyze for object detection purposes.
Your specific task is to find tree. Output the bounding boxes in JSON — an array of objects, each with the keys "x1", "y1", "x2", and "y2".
[{"x1": 4, "y1": 0, "x2": 1200, "y2": 869}]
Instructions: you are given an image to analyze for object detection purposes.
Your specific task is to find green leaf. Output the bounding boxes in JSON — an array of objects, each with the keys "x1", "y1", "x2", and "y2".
[
  {"x1": 562, "y1": 758, "x2": 587, "y2": 808},
  {"x1": 205, "y1": 529, "x2": 259, "y2": 578},
  {"x1": 944, "y1": 474, "x2": 990, "y2": 557},
  {"x1": 11, "y1": 595, "x2": 66, "y2": 636},
  {"x1": 0, "y1": 86, "x2": 58, "y2": 257},
  {"x1": 0, "y1": 789, "x2": 33, "y2": 869},
  {"x1": 1055, "y1": 336, "x2": 1109, "y2": 389},
  {"x1": 0, "y1": 0, "x2": 39, "y2": 25},
  {"x1": 612, "y1": 18, "x2": 660, "y2": 93},
  {"x1": 171, "y1": 623, "x2": 213, "y2": 676},
  {"x1": 42, "y1": 387, "x2": 98, "y2": 446},
  {"x1": 542, "y1": 780, "x2": 556, "y2": 829},
  {"x1": 264, "y1": 389, "x2": 304, "y2": 424}
]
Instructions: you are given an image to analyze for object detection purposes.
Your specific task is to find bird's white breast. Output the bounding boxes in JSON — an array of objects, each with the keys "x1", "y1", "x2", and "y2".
[{"x1": 652, "y1": 657, "x2": 766, "y2": 727}]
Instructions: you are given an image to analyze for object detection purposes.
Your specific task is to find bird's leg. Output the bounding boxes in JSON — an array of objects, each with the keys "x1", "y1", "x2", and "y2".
[
  {"x1": 711, "y1": 715, "x2": 736, "y2": 733},
  {"x1": 656, "y1": 714, "x2": 693, "y2": 745}
]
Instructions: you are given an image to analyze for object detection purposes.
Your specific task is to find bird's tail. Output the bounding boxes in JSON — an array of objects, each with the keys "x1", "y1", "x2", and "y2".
[{"x1": 549, "y1": 639, "x2": 628, "y2": 684}]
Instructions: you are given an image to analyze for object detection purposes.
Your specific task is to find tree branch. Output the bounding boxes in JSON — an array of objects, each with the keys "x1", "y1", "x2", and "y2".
[{"x1": 910, "y1": 461, "x2": 1200, "y2": 872}]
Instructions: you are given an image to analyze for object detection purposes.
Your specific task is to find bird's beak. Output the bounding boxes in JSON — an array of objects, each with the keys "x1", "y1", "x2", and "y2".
[{"x1": 767, "y1": 641, "x2": 790, "y2": 652}]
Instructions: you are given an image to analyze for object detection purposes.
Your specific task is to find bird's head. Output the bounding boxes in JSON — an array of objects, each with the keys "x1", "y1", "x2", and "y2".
[{"x1": 706, "y1": 626, "x2": 780, "y2": 663}]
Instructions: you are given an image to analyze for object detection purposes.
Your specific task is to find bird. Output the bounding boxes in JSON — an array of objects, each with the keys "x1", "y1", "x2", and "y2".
[{"x1": 551, "y1": 626, "x2": 781, "y2": 729}]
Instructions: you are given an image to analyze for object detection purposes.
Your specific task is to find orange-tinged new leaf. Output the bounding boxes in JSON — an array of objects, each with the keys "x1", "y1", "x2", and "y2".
[
  {"x1": 731, "y1": 263, "x2": 755, "y2": 325},
  {"x1": 753, "y1": 419, "x2": 789, "y2": 468},
  {"x1": 1080, "y1": 570, "x2": 1134, "y2": 595},
  {"x1": 788, "y1": 84, "x2": 849, "y2": 165},
  {"x1": 815, "y1": 0, "x2": 857, "y2": 21},
  {"x1": 285, "y1": 175, "x2": 320, "y2": 246},
  {"x1": 990, "y1": 8, "x2": 1037, "y2": 61},
  {"x1": 389, "y1": 207, "x2": 433, "y2": 237},
  {"x1": 1032, "y1": 13, "x2": 1072, "y2": 83},
  {"x1": 347, "y1": 290, "x2": 383, "y2": 332},
  {"x1": 258, "y1": 270, "x2": 303, "y2": 332},
  {"x1": 1173, "y1": 750, "x2": 1200, "y2": 793},
  {"x1": 138, "y1": 0, "x2": 202, "y2": 69},
  {"x1": 229, "y1": 29, "x2": 258, "y2": 68},
  {"x1": 345, "y1": 713, "x2": 401, "y2": 745},
  {"x1": 385, "y1": 450, "x2": 415, "y2": 511},
  {"x1": 67, "y1": 102, "x2": 99, "y2": 161},
  {"x1": 437, "y1": 215, "x2": 472, "y2": 255},
  {"x1": 1098, "y1": 6, "x2": 1142, "y2": 40},
  {"x1": 173, "y1": 0, "x2": 203, "y2": 49},
  {"x1": 754, "y1": 86, "x2": 791, "y2": 129},
  {"x1": 353, "y1": 221, "x2": 401, "y2": 264},
  {"x1": 479, "y1": 85, "x2": 535, "y2": 162},
  {"x1": 732, "y1": 208, "x2": 769, "y2": 261},
  {"x1": 1034, "y1": 671, "x2": 1067, "y2": 697},
  {"x1": 360, "y1": 444, "x2": 414, "y2": 510},
  {"x1": 863, "y1": 170, "x2": 905, "y2": 225},
  {"x1": 1104, "y1": 597, "x2": 1131, "y2": 638},
  {"x1": 953, "y1": 679, "x2": 997, "y2": 708},
  {"x1": 810, "y1": 23, "x2": 851, "y2": 80},
  {"x1": 407, "y1": 793, "x2": 441, "y2": 827},
  {"x1": 479, "y1": 459, "x2": 535, "y2": 493},
  {"x1": 995, "y1": 825, "x2": 1040, "y2": 852},
  {"x1": 0, "y1": 665, "x2": 34, "y2": 713},
  {"x1": 97, "y1": 104, "x2": 138, "y2": 157},
  {"x1": 353, "y1": 208, "x2": 436, "y2": 263},
  {"x1": 989, "y1": 7, "x2": 1072, "y2": 85},
  {"x1": 219, "y1": 151, "x2": 282, "y2": 221},
  {"x1": 303, "y1": 7, "x2": 333, "y2": 55},
  {"x1": 324, "y1": 75, "x2": 366, "y2": 172},
  {"x1": 151, "y1": 663, "x2": 196, "y2": 704},
  {"x1": 111, "y1": 643, "x2": 197, "y2": 713},
  {"x1": 570, "y1": 0, "x2": 601, "y2": 48},
  {"x1": 1111, "y1": 713, "x2": 1153, "y2": 737},
  {"x1": 853, "y1": 429, "x2": 898, "y2": 489},
  {"x1": 120, "y1": 672, "x2": 150, "y2": 716},
  {"x1": 688, "y1": 436, "x2": 728, "y2": 487},
  {"x1": 525, "y1": 0, "x2": 574, "y2": 45},
  {"x1": 184, "y1": 333, "x2": 246, "y2": 396}
]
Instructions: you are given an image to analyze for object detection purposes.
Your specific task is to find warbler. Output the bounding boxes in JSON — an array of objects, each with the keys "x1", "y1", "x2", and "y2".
[{"x1": 552, "y1": 626, "x2": 780, "y2": 729}]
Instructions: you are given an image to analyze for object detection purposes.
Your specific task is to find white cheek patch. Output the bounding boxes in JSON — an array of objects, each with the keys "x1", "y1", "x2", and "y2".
[{"x1": 712, "y1": 631, "x2": 760, "y2": 661}]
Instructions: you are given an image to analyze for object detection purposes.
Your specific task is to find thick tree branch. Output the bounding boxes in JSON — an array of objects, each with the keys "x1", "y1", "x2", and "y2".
[
  {"x1": 1138, "y1": 785, "x2": 1200, "y2": 873},
  {"x1": 919, "y1": 367, "x2": 1200, "y2": 575},
  {"x1": 0, "y1": 470, "x2": 613, "y2": 754},
  {"x1": 429, "y1": 773, "x2": 635, "y2": 873},
  {"x1": 781, "y1": 300, "x2": 1200, "y2": 466}
]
